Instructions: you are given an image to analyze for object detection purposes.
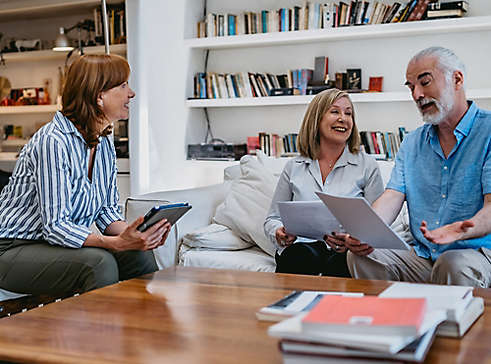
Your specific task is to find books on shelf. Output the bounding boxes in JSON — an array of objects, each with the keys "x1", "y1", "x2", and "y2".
[
  {"x1": 196, "y1": 0, "x2": 453, "y2": 38},
  {"x1": 256, "y1": 290, "x2": 363, "y2": 322},
  {"x1": 301, "y1": 295, "x2": 427, "y2": 337},
  {"x1": 248, "y1": 132, "x2": 299, "y2": 157},
  {"x1": 360, "y1": 130, "x2": 401, "y2": 159},
  {"x1": 93, "y1": 2, "x2": 126, "y2": 45},
  {"x1": 379, "y1": 282, "x2": 484, "y2": 337},
  {"x1": 193, "y1": 69, "x2": 313, "y2": 99}
]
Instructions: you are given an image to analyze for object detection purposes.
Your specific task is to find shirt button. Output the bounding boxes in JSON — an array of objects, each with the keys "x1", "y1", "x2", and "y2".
[
  {"x1": 432, "y1": 249, "x2": 436, "y2": 253},
  {"x1": 442, "y1": 194, "x2": 446, "y2": 198},
  {"x1": 443, "y1": 166, "x2": 448, "y2": 170},
  {"x1": 436, "y1": 221, "x2": 439, "y2": 225}
]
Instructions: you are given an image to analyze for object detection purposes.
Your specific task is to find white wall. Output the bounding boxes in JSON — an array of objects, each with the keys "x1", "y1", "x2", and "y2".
[{"x1": 127, "y1": 0, "x2": 491, "y2": 195}]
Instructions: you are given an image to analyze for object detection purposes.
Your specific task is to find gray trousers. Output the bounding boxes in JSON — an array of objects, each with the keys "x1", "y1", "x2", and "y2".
[
  {"x1": 0, "y1": 238, "x2": 158, "y2": 295},
  {"x1": 347, "y1": 247, "x2": 491, "y2": 288}
]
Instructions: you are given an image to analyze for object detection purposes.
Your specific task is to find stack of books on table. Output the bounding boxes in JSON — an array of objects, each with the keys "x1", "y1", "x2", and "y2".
[
  {"x1": 268, "y1": 295, "x2": 446, "y2": 363},
  {"x1": 378, "y1": 282, "x2": 484, "y2": 338}
]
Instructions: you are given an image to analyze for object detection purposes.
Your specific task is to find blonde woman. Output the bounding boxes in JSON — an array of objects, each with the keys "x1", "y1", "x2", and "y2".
[
  {"x1": 264, "y1": 88, "x2": 384, "y2": 276},
  {"x1": 0, "y1": 55, "x2": 171, "y2": 296}
]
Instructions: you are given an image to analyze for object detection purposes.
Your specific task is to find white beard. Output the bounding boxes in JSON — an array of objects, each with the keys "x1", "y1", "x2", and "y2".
[{"x1": 418, "y1": 84, "x2": 455, "y2": 125}]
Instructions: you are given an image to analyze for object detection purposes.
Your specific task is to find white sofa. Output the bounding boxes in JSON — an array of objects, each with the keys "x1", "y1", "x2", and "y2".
[{"x1": 126, "y1": 154, "x2": 411, "y2": 273}]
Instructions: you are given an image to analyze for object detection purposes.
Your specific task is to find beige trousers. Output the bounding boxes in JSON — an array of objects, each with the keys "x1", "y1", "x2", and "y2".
[{"x1": 347, "y1": 247, "x2": 491, "y2": 288}]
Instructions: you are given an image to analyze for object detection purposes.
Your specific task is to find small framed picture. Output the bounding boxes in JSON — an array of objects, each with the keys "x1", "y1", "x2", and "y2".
[
  {"x1": 369, "y1": 76, "x2": 384, "y2": 92},
  {"x1": 346, "y1": 68, "x2": 362, "y2": 90}
]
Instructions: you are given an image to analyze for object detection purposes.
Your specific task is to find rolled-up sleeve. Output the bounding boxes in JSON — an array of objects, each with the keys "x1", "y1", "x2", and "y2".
[
  {"x1": 363, "y1": 159, "x2": 385, "y2": 204},
  {"x1": 264, "y1": 163, "x2": 293, "y2": 248},
  {"x1": 386, "y1": 138, "x2": 408, "y2": 194},
  {"x1": 35, "y1": 135, "x2": 91, "y2": 248},
  {"x1": 95, "y1": 146, "x2": 123, "y2": 233}
]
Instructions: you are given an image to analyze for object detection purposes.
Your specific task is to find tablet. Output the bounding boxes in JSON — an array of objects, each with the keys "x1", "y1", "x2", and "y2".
[{"x1": 137, "y1": 202, "x2": 192, "y2": 232}]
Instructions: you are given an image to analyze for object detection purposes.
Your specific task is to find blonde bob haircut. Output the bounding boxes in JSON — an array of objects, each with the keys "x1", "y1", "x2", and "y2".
[
  {"x1": 297, "y1": 88, "x2": 361, "y2": 160},
  {"x1": 62, "y1": 54, "x2": 130, "y2": 147}
]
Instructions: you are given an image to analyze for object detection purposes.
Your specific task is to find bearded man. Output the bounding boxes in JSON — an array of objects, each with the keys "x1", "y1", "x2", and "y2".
[{"x1": 327, "y1": 46, "x2": 491, "y2": 287}]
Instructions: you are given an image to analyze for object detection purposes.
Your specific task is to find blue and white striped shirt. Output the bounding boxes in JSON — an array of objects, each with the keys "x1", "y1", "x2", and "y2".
[{"x1": 0, "y1": 111, "x2": 123, "y2": 248}]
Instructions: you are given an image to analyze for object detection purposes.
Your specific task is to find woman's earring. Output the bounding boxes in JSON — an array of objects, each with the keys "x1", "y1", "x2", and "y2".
[{"x1": 98, "y1": 100, "x2": 104, "y2": 107}]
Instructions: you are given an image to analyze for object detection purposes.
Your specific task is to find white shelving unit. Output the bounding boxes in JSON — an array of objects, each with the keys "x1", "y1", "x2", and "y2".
[
  {"x1": 1, "y1": 0, "x2": 131, "y2": 201},
  {"x1": 185, "y1": 15, "x2": 491, "y2": 50},
  {"x1": 0, "y1": 104, "x2": 59, "y2": 114},
  {"x1": 2, "y1": 44, "x2": 126, "y2": 63},
  {"x1": 126, "y1": 1, "x2": 491, "y2": 194},
  {"x1": 187, "y1": 88, "x2": 491, "y2": 108}
]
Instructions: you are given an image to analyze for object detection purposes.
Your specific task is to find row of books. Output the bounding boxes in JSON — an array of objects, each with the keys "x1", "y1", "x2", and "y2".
[
  {"x1": 193, "y1": 70, "x2": 315, "y2": 99},
  {"x1": 93, "y1": 3, "x2": 126, "y2": 45},
  {"x1": 248, "y1": 133, "x2": 299, "y2": 157},
  {"x1": 262, "y1": 282, "x2": 483, "y2": 363},
  {"x1": 248, "y1": 128, "x2": 408, "y2": 159},
  {"x1": 360, "y1": 130, "x2": 401, "y2": 159},
  {"x1": 196, "y1": 0, "x2": 442, "y2": 38},
  {"x1": 426, "y1": 0, "x2": 468, "y2": 19}
]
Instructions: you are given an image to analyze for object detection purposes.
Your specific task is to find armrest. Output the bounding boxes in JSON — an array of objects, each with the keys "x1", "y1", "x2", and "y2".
[{"x1": 125, "y1": 182, "x2": 231, "y2": 268}]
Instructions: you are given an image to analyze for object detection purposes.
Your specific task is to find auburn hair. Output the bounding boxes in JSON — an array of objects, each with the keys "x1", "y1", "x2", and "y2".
[
  {"x1": 297, "y1": 88, "x2": 361, "y2": 160},
  {"x1": 62, "y1": 54, "x2": 130, "y2": 147}
]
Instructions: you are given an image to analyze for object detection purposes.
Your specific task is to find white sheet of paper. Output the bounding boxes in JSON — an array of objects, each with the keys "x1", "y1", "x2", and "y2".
[
  {"x1": 315, "y1": 192, "x2": 409, "y2": 250},
  {"x1": 278, "y1": 200, "x2": 342, "y2": 240}
]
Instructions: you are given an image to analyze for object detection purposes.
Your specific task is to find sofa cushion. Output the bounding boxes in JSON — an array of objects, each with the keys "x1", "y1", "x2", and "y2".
[
  {"x1": 179, "y1": 245, "x2": 275, "y2": 272},
  {"x1": 182, "y1": 223, "x2": 253, "y2": 250},
  {"x1": 213, "y1": 155, "x2": 277, "y2": 256}
]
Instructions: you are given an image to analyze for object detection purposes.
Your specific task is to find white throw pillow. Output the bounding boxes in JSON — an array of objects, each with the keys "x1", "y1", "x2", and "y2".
[
  {"x1": 255, "y1": 149, "x2": 291, "y2": 178},
  {"x1": 182, "y1": 223, "x2": 253, "y2": 250},
  {"x1": 213, "y1": 155, "x2": 277, "y2": 256}
]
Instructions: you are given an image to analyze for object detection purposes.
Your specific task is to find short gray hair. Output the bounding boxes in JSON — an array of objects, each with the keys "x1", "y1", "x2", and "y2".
[{"x1": 410, "y1": 46, "x2": 466, "y2": 87}]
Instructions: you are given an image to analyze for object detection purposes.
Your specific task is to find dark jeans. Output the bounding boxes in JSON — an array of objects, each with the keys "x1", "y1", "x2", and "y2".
[
  {"x1": 0, "y1": 238, "x2": 158, "y2": 296},
  {"x1": 275, "y1": 241, "x2": 351, "y2": 277}
]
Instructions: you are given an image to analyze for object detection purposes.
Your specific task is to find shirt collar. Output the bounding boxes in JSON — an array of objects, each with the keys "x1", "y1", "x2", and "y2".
[
  {"x1": 294, "y1": 145, "x2": 359, "y2": 166},
  {"x1": 425, "y1": 101, "x2": 478, "y2": 141},
  {"x1": 53, "y1": 111, "x2": 102, "y2": 145}
]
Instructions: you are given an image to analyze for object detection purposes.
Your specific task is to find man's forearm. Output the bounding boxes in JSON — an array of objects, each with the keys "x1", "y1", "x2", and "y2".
[
  {"x1": 463, "y1": 195, "x2": 491, "y2": 240},
  {"x1": 84, "y1": 233, "x2": 121, "y2": 250},
  {"x1": 372, "y1": 189, "x2": 406, "y2": 225}
]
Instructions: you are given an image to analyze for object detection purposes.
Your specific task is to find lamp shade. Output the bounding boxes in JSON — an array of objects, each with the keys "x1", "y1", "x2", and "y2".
[{"x1": 53, "y1": 27, "x2": 74, "y2": 51}]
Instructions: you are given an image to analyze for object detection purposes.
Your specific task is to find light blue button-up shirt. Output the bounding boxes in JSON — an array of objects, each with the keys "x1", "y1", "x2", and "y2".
[
  {"x1": 387, "y1": 101, "x2": 491, "y2": 260},
  {"x1": 0, "y1": 112, "x2": 123, "y2": 248}
]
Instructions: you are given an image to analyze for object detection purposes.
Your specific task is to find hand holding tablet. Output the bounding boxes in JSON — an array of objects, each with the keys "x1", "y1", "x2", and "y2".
[{"x1": 137, "y1": 203, "x2": 192, "y2": 232}]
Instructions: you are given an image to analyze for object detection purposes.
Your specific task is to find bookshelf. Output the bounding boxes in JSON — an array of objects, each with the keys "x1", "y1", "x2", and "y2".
[
  {"x1": 185, "y1": 15, "x2": 491, "y2": 50},
  {"x1": 187, "y1": 88, "x2": 491, "y2": 108},
  {"x1": 125, "y1": 1, "x2": 491, "y2": 194},
  {"x1": 0, "y1": 0, "x2": 130, "y2": 204}
]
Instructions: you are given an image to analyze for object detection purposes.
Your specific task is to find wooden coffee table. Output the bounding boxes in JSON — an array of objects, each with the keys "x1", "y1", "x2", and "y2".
[{"x1": 0, "y1": 267, "x2": 489, "y2": 363}]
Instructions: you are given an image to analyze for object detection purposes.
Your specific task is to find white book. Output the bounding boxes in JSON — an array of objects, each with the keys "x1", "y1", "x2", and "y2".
[
  {"x1": 241, "y1": 72, "x2": 254, "y2": 97},
  {"x1": 315, "y1": 192, "x2": 410, "y2": 250},
  {"x1": 437, "y1": 297, "x2": 484, "y2": 337},
  {"x1": 268, "y1": 309, "x2": 446, "y2": 354},
  {"x1": 280, "y1": 324, "x2": 438, "y2": 363},
  {"x1": 225, "y1": 74, "x2": 236, "y2": 98},
  {"x1": 379, "y1": 282, "x2": 474, "y2": 322}
]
